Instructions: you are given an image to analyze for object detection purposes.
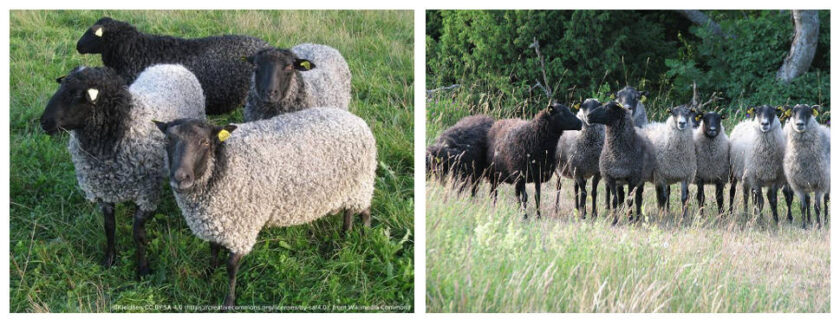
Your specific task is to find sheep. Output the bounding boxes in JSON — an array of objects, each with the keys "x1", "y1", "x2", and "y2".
[
  {"x1": 243, "y1": 44, "x2": 352, "y2": 121},
  {"x1": 782, "y1": 104, "x2": 830, "y2": 228},
  {"x1": 642, "y1": 105, "x2": 698, "y2": 218},
  {"x1": 39, "y1": 64, "x2": 205, "y2": 277},
  {"x1": 487, "y1": 103, "x2": 582, "y2": 219},
  {"x1": 426, "y1": 115, "x2": 495, "y2": 196},
  {"x1": 728, "y1": 105, "x2": 787, "y2": 222},
  {"x1": 587, "y1": 100, "x2": 657, "y2": 224},
  {"x1": 554, "y1": 98, "x2": 605, "y2": 219},
  {"x1": 76, "y1": 16, "x2": 268, "y2": 115},
  {"x1": 692, "y1": 111, "x2": 730, "y2": 216},
  {"x1": 615, "y1": 86, "x2": 650, "y2": 128},
  {"x1": 153, "y1": 107, "x2": 377, "y2": 307}
]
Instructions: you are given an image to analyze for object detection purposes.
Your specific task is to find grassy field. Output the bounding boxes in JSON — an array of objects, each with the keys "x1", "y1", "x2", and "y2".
[
  {"x1": 425, "y1": 96, "x2": 830, "y2": 313},
  {"x1": 10, "y1": 10, "x2": 414, "y2": 312}
]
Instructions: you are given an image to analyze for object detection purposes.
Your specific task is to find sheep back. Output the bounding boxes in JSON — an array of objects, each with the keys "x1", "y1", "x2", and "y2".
[{"x1": 293, "y1": 43, "x2": 352, "y2": 110}]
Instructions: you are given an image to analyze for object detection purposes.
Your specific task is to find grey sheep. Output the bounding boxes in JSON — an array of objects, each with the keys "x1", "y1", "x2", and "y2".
[
  {"x1": 642, "y1": 105, "x2": 698, "y2": 218},
  {"x1": 426, "y1": 114, "x2": 495, "y2": 196},
  {"x1": 154, "y1": 107, "x2": 377, "y2": 307},
  {"x1": 615, "y1": 86, "x2": 650, "y2": 128},
  {"x1": 554, "y1": 99, "x2": 605, "y2": 219},
  {"x1": 39, "y1": 64, "x2": 206, "y2": 277},
  {"x1": 587, "y1": 101, "x2": 657, "y2": 224},
  {"x1": 487, "y1": 103, "x2": 582, "y2": 219},
  {"x1": 76, "y1": 17, "x2": 269, "y2": 115},
  {"x1": 728, "y1": 105, "x2": 787, "y2": 222},
  {"x1": 692, "y1": 111, "x2": 730, "y2": 216},
  {"x1": 782, "y1": 104, "x2": 830, "y2": 228},
  {"x1": 244, "y1": 44, "x2": 352, "y2": 121}
]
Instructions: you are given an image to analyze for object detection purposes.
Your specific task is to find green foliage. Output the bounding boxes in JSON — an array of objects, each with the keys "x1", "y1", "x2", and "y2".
[
  {"x1": 10, "y1": 10, "x2": 413, "y2": 312},
  {"x1": 427, "y1": 10, "x2": 830, "y2": 118}
]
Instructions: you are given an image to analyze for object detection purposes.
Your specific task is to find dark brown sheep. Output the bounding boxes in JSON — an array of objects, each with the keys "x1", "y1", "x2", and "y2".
[{"x1": 426, "y1": 115, "x2": 495, "y2": 196}]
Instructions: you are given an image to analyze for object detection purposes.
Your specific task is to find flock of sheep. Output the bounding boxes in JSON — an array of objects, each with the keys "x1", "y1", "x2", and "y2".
[
  {"x1": 427, "y1": 86, "x2": 830, "y2": 228},
  {"x1": 37, "y1": 17, "x2": 378, "y2": 307}
]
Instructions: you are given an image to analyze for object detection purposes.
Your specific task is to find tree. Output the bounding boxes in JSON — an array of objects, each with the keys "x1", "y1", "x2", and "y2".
[{"x1": 777, "y1": 10, "x2": 820, "y2": 83}]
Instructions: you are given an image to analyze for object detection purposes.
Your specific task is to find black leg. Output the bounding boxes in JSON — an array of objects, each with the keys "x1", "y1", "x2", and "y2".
[
  {"x1": 753, "y1": 187, "x2": 765, "y2": 220},
  {"x1": 742, "y1": 185, "x2": 750, "y2": 217},
  {"x1": 534, "y1": 179, "x2": 542, "y2": 219},
  {"x1": 133, "y1": 206, "x2": 154, "y2": 277},
  {"x1": 223, "y1": 252, "x2": 245, "y2": 308},
  {"x1": 205, "y1": 242, "x2": 222, "y2": 277},
  {"x1": 729, "y1": 178, "x2": 738, "y2": 215},
  {"x1": 573, "y1": 179, "x2": 581, "y2": 218},
  {"x1": 714, "y1": 182, "x2": 725, "y2": 216},
  {"x1": 634, "y1": 183, "x2": 644, "y2": 223},
  {"x1": 100, "y1": 202, "x2": 116, "y2": 268},
  {"x1": 470, "y1": 178, "x2": 480, "y2": 198},
  {"x1": 665, "y1": 184, "x2": 672, "y2": 213},
  {"x1": 607, "y1": 179, "x2": 618, "y2": 225},
  {"x1": 516, "y1": 180, "x2": 528, "y2": 219},
  {"x1": 782, "y1": 184, "x2": 794, "y2": 223},
  {"x1": 681, "y1": 181, "x2": 689, "y2": 218},
  {"x1": 767, "y1": 186, "x2": 779, "y2": 224},
  {"x1": 801, "y1": 193, "x2": 810, "y2": 229},
  {"x1": 554, "y1": 177, "x2": 562, "y2": 211},
  {"x1": 578, "y1": 178, "x2": 588, "y2": 219},
  {"x1": 815, "y1": 192, "x2": 823, "y2": 228},
  {"x1": 591, "y1": 175, "x2": 600, "y2": 219},
  {"x1": 696, "y1": 182, "x2": 706, "y2": 217}
]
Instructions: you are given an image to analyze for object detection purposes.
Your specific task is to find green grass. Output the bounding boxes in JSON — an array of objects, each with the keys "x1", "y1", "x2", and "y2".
[
  {"x1": 10, "y1": 10, "x2": 413, "y2": 312},
  {"x1": 425, "y1": 96, "x2": 830, "y2": 313}
]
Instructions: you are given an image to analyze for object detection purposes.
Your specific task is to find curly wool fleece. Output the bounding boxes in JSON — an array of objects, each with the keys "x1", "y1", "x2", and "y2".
[
  {"x1": 172, "y1": 107, "x2": 377, "y2": 254},
  {"x1": 70, "y1": 64, "x2": 205, "y2": 211},
  {"x1": 244, "y1": 43, "x2": 352, "y2": 121}
]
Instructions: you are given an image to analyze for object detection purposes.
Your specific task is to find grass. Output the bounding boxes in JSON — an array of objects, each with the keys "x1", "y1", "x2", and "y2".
[
  {"x1": 425, "y1": 95, "x2": 830, "y2": 313},
  {"x1": 10, "y1": 10, "x2": 413, "y2": 312}
]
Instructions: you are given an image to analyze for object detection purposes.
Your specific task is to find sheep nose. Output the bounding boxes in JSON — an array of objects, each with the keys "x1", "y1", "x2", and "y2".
[{"x1": 173, "y1": 168, "x2": 192, "y2": 184}]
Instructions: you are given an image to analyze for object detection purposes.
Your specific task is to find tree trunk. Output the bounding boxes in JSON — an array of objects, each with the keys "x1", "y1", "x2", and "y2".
[
  {"x1": 777, "y1": 10, "x2": 820, "y2": 83},
  {"x1": 676, "y1": 10, "x2": 728, "y2": 38}
]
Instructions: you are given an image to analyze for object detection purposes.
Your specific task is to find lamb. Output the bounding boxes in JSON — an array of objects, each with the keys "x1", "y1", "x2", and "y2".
[
  {"x1": 153, "y1": 107, "x2": 377, "y2": 307},
  {"x1": 615, "y1": 86, "x2": 650, "y2": 128},
  {"x1": 243, "y1": 44, "x2": 352, "y2": 121},
  {"x1": 642, "y1": 105, "x2": 698, "y2": 218},
  {"x1": 554, "y1": 99, "x2": 605, "y2": 219},
  {"x1": 587, "y1": 101, "x2": 657, "y2": 224},
  {"x1": 487, "y1": 103, "x2": 582, "y2": 219},
  {"x1": 692, "y1": 111, "x2": 730, "y2": 216},
  {"x1": 782, "y1": 104, "x2": 830, "y2": 228},
  {"x1": 728, "y1": 105, "x2": 787, "y2": 222},
  {"x1": 76, "y1": 16, "x2": 269, "y2": 115},
  {"x1": 39, "y1": 64, "x2": 205, "y2": 277},
  {"x1": 426, "y1": 115, "x2": 495, "y2": 196}
]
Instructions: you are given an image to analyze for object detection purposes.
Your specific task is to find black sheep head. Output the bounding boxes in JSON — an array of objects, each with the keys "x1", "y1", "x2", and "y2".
[
  {"x1": 545, "y1": 102, "x2": 582, "y2": 132},
  {"x1": 696, "y1": 111, "x2": 726, "y2": 138},
  {"x1": 746, "y1": 105, "x2": 783, "y2": 133},
  {"x1": 788, "y1": 104, "x2": 821, "y2": 133},
  {"x1": 77, "y1": 17, "x2": 133, "y2": 54},
  {"x1": 614, "y1": 86, "x2": 648, "y2": 116},
  {"x1": 244, "y1": 48, "x2": 316, "y2": 103},
  {"x1": 154, "y1": 119, "x2": 238, "y2": 191},
  {"x1": 586, "y1": 101, "x2": 629, "y2": 126},
  {"x1": 40, "y1": 66, "x2": 116, "y2": 134}
]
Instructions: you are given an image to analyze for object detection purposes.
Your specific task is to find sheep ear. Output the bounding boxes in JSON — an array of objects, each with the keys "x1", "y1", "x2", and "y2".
[
  {"x1": 294, "y1": 59, "x2": 315, "y2": 71},
  {"x1": 214, "y1": 124, "x2": 238, "y2": 143},
  {"x1": 640, "y1": 95, "x2": 647, "y2": 103},
  {"x1": 640, "y1": 90, "x2": 649, "y2": 97},
  {"x1": 86, "y1": 88, "x2": 99, "y2": 104},
  {"x1": 694, "y1": 114, "x2": 703, "y2": 122},
  {"x1": 152, "y1": 120, "x2": 169, "y2": 134},
  {"x1": 56, "y1": 75, "x2": 66, "y2": 84}
]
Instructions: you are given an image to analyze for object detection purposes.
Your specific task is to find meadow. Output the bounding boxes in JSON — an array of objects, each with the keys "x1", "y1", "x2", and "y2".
[
  {"x1": 10, "y1": 10, "x2": 414, "y2": 312},
  {"x1": 425, "y1": 94, "x2": 830, "y2": 313}
]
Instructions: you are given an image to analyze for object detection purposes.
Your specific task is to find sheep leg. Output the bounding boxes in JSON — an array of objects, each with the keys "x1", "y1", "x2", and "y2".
[
  {"x1": 815, "y1": 192, "x2": 824, "y2": 228},
  {"x1": 728, "y1": 178, "x2": 738, "y2": 214},
  {"x1": 655, "y1": 185, "x2": 666, "y2": 213},
  {"x1": 606, "y1": 178, "x2": 618, "y2": 225},
  {"x1": 554, "y1": 176, "x2": 562, "y2": 211},
  {"x1": 630, "y1": 182, "x2": 644, "y2": 223},
  {"x1": 99, "y1": 202, "x2": 116, "y2": 268},
  {"x1": 343, "y1": 210, "x2": 353, "y2": 233},
  {"x1": 470, "y1": 178, "x2": 480, "y2": 198},
  {"x1": 591, "y1": 175, "x2": 601, "y2": 219},
  {"x1": 742, "y1": 185, "x2": 750, "y2": 217},
  {"x1": 824, "y1": 194, "x2": 829, "y2": 223},
  {"x1": 573, "y1": 178, "x2": 583, "y2": 218},
  {"x1": 578, "y1": 177, "x2": 589, "y2": 219},
  {"x1": 361, "y1": 207, "x2": 372, "y2": 228},
  {"x1": 132, "y1": 207, "x2": 154, "y2": 277},
  {"x1": 680, "y1": 180, "x2": 689, "y2": 218},
  {"x1": 714, "y1": 182, "x2": 725, "y2": 216},
  {"x1": 223, "y1": 252, "x2": 245, "y2": 308},
  {"x1": 767, "y1": 186, "x2": 779, "y2": 224},
  {"x1": 489, "y1": 179, "x2": 499, "y2": 206},
  {"x1": 753, "y1": 187, "x2": 764, "y2": 220},
  {"x1": 534, "y1": 179, "x2": 542, "y2": 219},
  {"x1": 696, "y1": 182, "x2": 706, "y2": 217},
  {"x1": 665, "y1": 184, "x2": 672, "y2": 213},
  {"x1": 799, "y1": 192, "x2": 810, "y2": 229},
  {"x1": 516, "y1": 180, "x2": 529, "y2": 219},
  {"x1": 205, "y1": 242, "x2": 222, "y2": 277},
  {"x1": 782, "y1": 184, "x2": 794, "y2": 223}
]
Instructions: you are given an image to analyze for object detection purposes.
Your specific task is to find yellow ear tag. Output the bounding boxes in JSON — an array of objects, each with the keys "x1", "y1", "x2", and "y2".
[
  {"x1": 640, "y1": 95, "x2": 647, "y2": 103},
  {"x1": 572, "y1": 103, "x2": 580, "y2": 110},
  {"x1": 617, "y1": 102, "x2": 626, "y2": 109},
  {"x1": 610, "y1": 93, "x2": 615, "y2": 99},
  {"x1": 300, "y1": 61, "x2": 311, "y2": 70},
  {"x1": 813, "y1": 109, "x2": 819, "y2": 116},
  {"x1": 784, "y1": 109, "x2": 791, "y2": 117},
  {"x1": 94, "y1": 27, "x2": 103, "y2": 37},
  {"x1": 217, "y1": 129, "x2": 231, "y2": 142},
  {"x1": 695, "y1": 115, "x2": 702, "y2": 122}
]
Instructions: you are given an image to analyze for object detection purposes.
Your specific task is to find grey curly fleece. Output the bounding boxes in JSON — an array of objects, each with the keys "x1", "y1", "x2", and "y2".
[
  {"x1": 783, "y1": 110, "x2": 830, "y2": 197},
  {"x1": 642, "y1": 114, "x2": 697, "y2": 185},
  {"x1": 556, "y1": 100, "x2": 604, "y2": 180},
  {"x1": 70, "y1": 64, "x2": 205, "y2": 211},
  {"x1": 244, "y1": 43, "x2": 351, "y2": 121},
  {"x1": 171, "y1": 107, "x2": 377, "y2": 254},
  {"x1": 693, "y1": 122, "x2": 730, "y2": 183},
  {"x1": 729, "y1": 116, "x2": 786, "y2": 188}
]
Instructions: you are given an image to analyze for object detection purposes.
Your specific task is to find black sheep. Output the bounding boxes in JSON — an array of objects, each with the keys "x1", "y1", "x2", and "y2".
[
  {"x1": 487, "y1": 103, "x2": 583, "y2": 219},
  {"x1": 76, "y1": 17, "x2": 269, "y2": 115},
  {"x1": 426, "y1": 115, "x2": 495, "y2": 196}
]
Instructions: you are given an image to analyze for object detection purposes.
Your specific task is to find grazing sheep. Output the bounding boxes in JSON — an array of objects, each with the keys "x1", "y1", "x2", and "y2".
[
  {"x1": 692, "y1": 111, "x2": 730, "y2": 216},
  {"x1": 615, "y1": 86, "x2": 650, "y2": 128},
  {"x1": 76, "y1": 17, "x2": 268, "y2": 115},
  {"x1": 154, "y1": 107, "x2": 376, "y2": 307},
  {"x1": 728, "y1": 105, "x2": 787, "y2": 222},
  {"x1": 487, "y1": 103, "x2": 582, "y2": 219},
  {"x1": 642, "y1": 105, "x2": 698, "y2": 218},
  {"x1": 243, "y1": 44, "x2": 352, "y2": 121},
  {"x1": 39, "y1": 64, "x2": 205, "y2": 276},
  {"x1": 554, "y1": 99, "x2": 605, "y2": 218},
  {"x1": 783, "y1": 104, "x2": 830, "y2": 228},
  {"x1": 426, "y1": 114, "x2": 495, "y2": 196},
  {"x1": 587, "y1": 101, "x2": 657, "y2": 224}
]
